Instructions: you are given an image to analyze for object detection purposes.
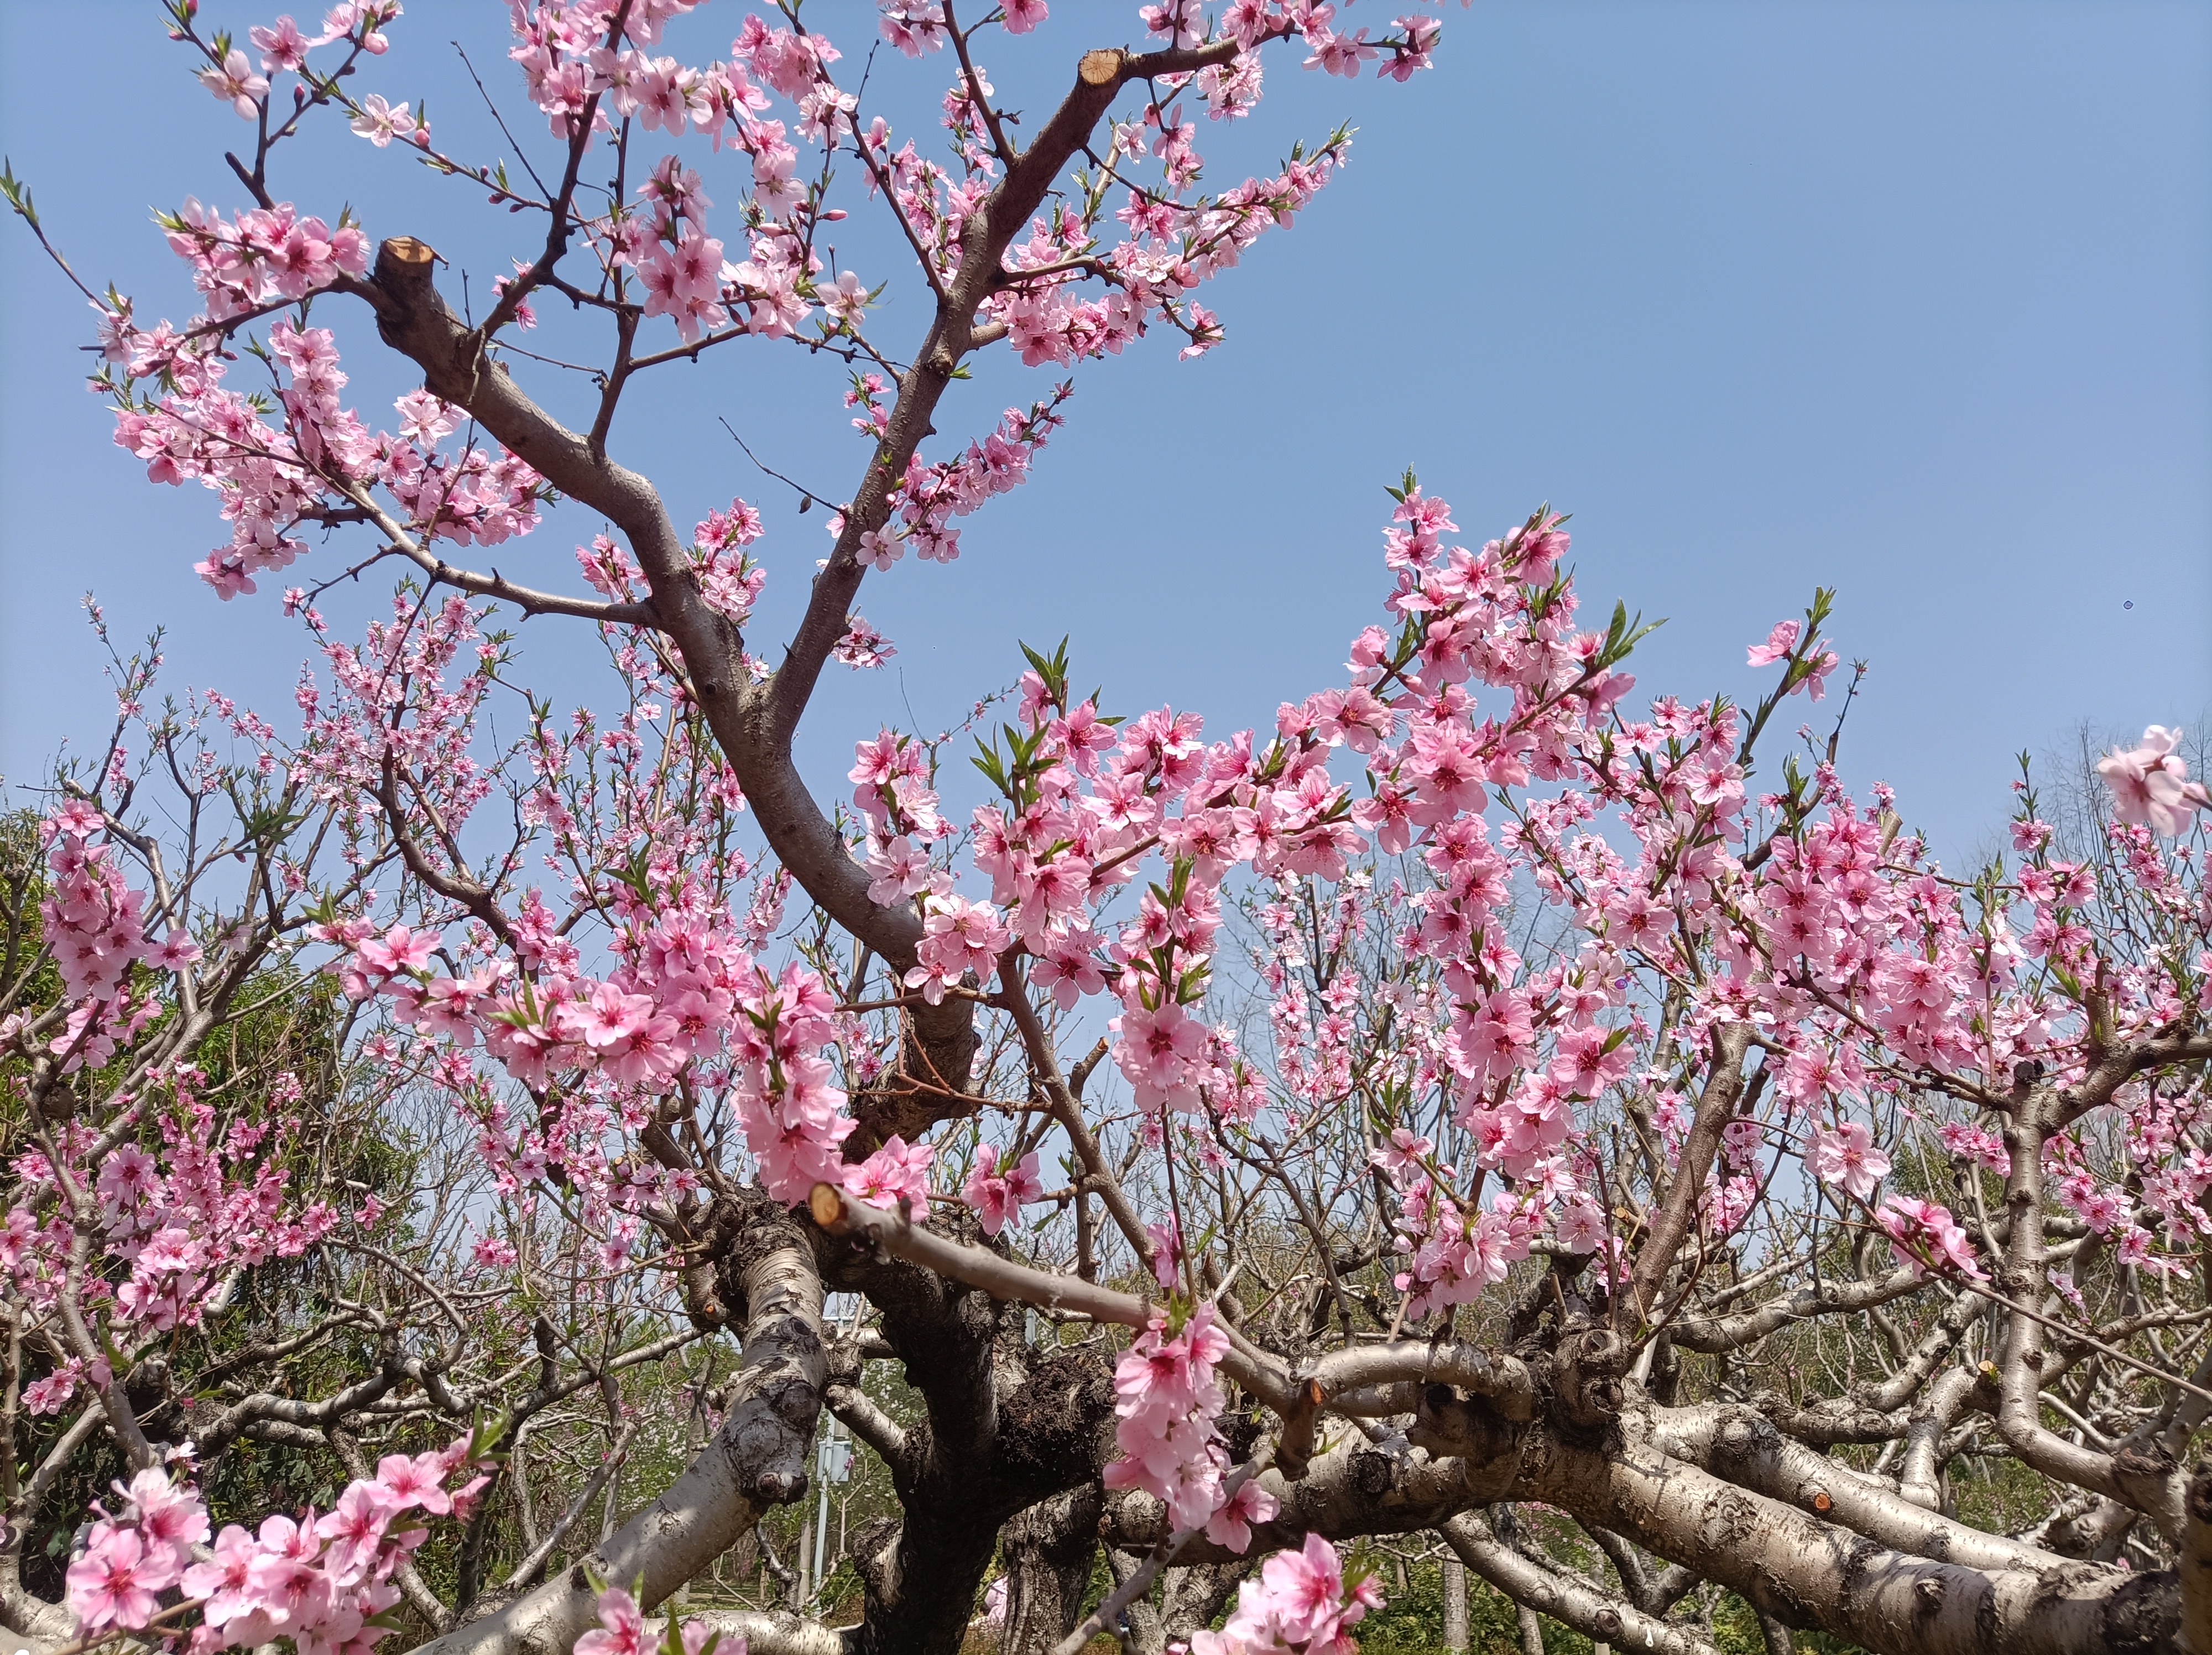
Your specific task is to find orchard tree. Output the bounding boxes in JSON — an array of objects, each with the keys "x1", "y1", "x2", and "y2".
[{"x1": 5, "y1": 6, "x2": 2211, "y2": 1655}]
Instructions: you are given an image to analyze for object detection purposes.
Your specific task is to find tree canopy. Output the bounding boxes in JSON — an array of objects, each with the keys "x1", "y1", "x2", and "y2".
[{"x1": 4, "y1": 7, "x2": 2210, "y2": 1655}]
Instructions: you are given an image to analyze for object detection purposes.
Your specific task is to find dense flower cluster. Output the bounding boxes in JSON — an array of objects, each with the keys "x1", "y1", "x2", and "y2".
[
  {"x1": 1189, "y1": 1533, "x2": 1383, "y2": 1655},
  {"x1": 28, "y1": 799, "x2": 165, "y2": 1071},
  {"x1": 961, "y1": 1141, "x2": 1044, "y2": 1237},
  {"x1": 1103, "y1": 1304, "x2": 1277, "y2": 1544},
  {"x1": 105, "y1": 309, "x2": 541, "y2": 598},
  {"x1": 67, "y1": 1446, "x2": 488, "y2": 1652}
]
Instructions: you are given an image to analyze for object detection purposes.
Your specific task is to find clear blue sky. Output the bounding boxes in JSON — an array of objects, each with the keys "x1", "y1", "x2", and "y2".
[{"x1": 3, "y1": 1, "x2": 2207, "y2": 865}]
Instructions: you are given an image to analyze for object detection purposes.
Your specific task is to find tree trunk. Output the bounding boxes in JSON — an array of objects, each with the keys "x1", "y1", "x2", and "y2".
[
  {"x1": 1518, "y1": 1604, "x2": 1546, "y2": 1655},
  {"x1": 2184, "y1": 1464, "x2": 2212, "y2": 1655},
  {"x1": 1000, "y1": 1488, "x2": 1103, "y2": 1655},
  {"x1": 1442, "y1": 1554, "x2": 1468, "y2": 1654}
]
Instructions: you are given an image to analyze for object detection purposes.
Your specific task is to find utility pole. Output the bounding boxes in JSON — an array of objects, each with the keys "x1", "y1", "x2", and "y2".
[{"x1": 811, "y1": 1418, "x2": 838, "y2": 1596}]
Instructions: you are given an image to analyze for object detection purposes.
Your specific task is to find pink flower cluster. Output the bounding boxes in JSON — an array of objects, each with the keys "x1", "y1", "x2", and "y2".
[
  {"x1": 846, "y1": 1134, "x2": 935, "y2": 1210},
  {"x1": 1383, "y1": 1172, "x2": 1540, "y2": 1320},
  {"x1": 725, "y1": 962, "x2": 860, "y2": 1203},
  {"x1": 203, "y1": 4, "x2": 401, "y2": 126},
  {"x1": 576, "y1": 1585, "x2": 743, "y2": 1655},
  {"x1": 1190, "y1": 1533, "x2": 1384, "y2": 1655},
  {"x1": 987, "y1": 129, "x2": 1341, "y2": 370},
  {"x1": 1807, "y1": 1118, "x2": 1891, "y2": 1201},
  {"x1": 1876, "y1": 1195, "x2": 1985, "y2": 1281},
  {"x1": 65, "y1": 1470, "x2": 211, "y2": 1638},
  {"x1": 855, "y1": 391, "x2": 1071, "y2": 568},
  {"x1": 32, "y1": 799, "x2": 178, "y2": 1071},
  {"x1": 342, "y1": 904, "x2": 883, "y2": 1209},
  {"x1": 961, "y1": 1142, "x2": 1044, "y2": 1237},
  {"x1": 1744, "y1": 616, "x2": 1838, "y2": 699},
  {"x1": 68, "y1": 1444, "x2": 486, "y2": 1653},
  {"x1": 11, "y1": 1114, "x2": 328, "y2": 1344},
  {"x1": 156, "y1": 199, "x2": 367, "y2": 322},
  {"x1": 285, "y1": 597, "x2": 964, "y2": 1230},
  {"x1": 4, "y1": 803, "x2": 349, "y2": 1360},
  {"x1": 106, "y1": 307, "x2": 541, "y2": 598},
  {"x1": 504, "y1": 13, "x2": 854, "y2": 345},
  {"x1": 1102, "y1": 1304, "x2": 1275, "y2": 1544}
]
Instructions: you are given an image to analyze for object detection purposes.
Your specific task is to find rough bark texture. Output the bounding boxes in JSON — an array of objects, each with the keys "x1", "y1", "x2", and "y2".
[
  {"x1": 999, "y1": 1488, "x2": 1104, "y2": 1655},
  {"x1": 819, "y1": 1222, "x2": 1117, "y2": 1655},
  {"x1": 2183, "y1": 1464, "x2": 2212, "y2": 1655},
  {"x1": 1530, "y1": 1427, "x2": 2182, "y2": 1655},
  {"x1": 1648, "y1": 1403, "x2": 2061, "y2": 1574},
  {"x1": 1441, "y1": 1553, "x2": 1469, "y2": 1653},
  {"x1": 0, "y1": 1558, "x2": 72, "y2": 1655},
  {"x1": 1630, "y1": 1025, "x2": 1751, "y2": 1317},
  {"x1": 1112, "y1": 1554, "x2": 1251, "y2": 1655}
]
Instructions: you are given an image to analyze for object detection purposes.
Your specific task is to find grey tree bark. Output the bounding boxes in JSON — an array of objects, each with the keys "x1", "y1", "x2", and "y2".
[
  {"x1": 999, "y1": 1489, "x2": 1104, "y2": 1655},
  {"x1": 1441, "y1": 1553, "x2": 1468, "y2": 1654}
]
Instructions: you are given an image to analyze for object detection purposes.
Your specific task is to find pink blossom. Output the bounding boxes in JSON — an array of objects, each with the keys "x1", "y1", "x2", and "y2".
[
  {"x1": 1146, "y1": 1216, "x2": 1186, "y2": 1292},
  {"x1": 1746, "y1": 618, "x2": 1801, "y2": 667},
  {"x1": 1103, "y1": 1304, "x2": 1236, "y2": 1534},
  {"x1": 846, "y1": 1135, "x2": 934, "y2": 1209},
  {"x1": 575, "y1": 1588, "x2": 646, "y2": 1655},
  {"x1": 818, "y1": 269, "x2": 869, "y2": 325},
  {"x1": 1554, "y1": 1195, "x2": 1606, "y2": 1254},
  {"x1": 1877, "y1": 1195, "x2": 1986, "y2": 1281},
  {"x1": 1196, "y1": 1533, "x2": 1384, "y2": 1655},
  {"x1": 250, "y1": 17, "x2": 313, "y2": 73},
  {"x1": 373, "y1": 1450, "x2": 454, "y2": 1515},
  {"x1": 1809, "y1": 1119, "x2": 1891, "y2": 1201},
  {"x1": 182, "y1": 1523, "x2": 265, "y2": 1632},
  {"x1": 119, "y1": 1467, "x2": 209, "y2": 1563},
  {"x1": 2098, "y1": 726, "x2": 2208, "y2": 837},
  {"x1": 67, "y1": 1525, "x2": 168, "y2": 1632},
  {"x1": 314, "y1": 1482, "x2": 395, "y2": 1585},
  {"x1": 198, "y1": 49, "x2": 269, "y2": 119},
  {"x1": 1203, "y1": 1477, "x2": 1281, "y2": 1553},
  {"x1": 962, "y1": 1142, "x2": 1042, "y2": 1237},
  {"x1": 349, "y1": 93, "x2": 416, "y2": 147}
]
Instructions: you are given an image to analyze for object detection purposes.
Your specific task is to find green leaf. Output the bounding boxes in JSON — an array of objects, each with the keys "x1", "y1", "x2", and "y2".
[{"x1": 0, "y1": 158, "x2": 37, "y2": 229}]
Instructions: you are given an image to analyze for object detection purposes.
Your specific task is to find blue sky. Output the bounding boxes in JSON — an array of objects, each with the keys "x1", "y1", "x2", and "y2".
[{"x1": 2, "y1": 1, "x2": 2206, "y2": 866}]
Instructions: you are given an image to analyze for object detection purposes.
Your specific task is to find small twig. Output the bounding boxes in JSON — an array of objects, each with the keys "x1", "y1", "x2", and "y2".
[
  {"x1": 499, "y1": 1417, "x2": 643, "y2": 1590},
  {"x1": 453, "y1": 41, "x2": 554, "y2": 201},
  {"x1": 719, "y1": 417, "x2": 839, "y2": 511},
  {"x1": 1050, "y1": 1459, "x2": 1264, "y2": 1655}
]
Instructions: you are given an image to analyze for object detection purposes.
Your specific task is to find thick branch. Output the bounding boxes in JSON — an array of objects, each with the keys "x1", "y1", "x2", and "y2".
[
  {"x1": 1995, "y1": 1089, "x2": 2185, "y2": 1539},
  {"x1": 812, "y1": 1184, "x2": 1538, "y2": 1427},
  {"x1": 1540, "y1": 1432, "x2": 2176, "y2": 1655},
  {"x1": 2183, "y1": 1466, "x2": 2212, "y2": 1655},
  {"x1": 1442, "y1": 1512, "x2": 1718, "y2": 1655},
  {"x1": 352, "y1": 235, "x2": 940, "y2": 1080},
  {"x1": 1667, "y1": 1264, "x2": 1928, "y2": 1354},
  {"x1": 1631, "y1": 1024, "x2": 1752, "y2": 1315},
  {"x1": 1647, "y1": 1402, "x2": 2061, "y2": 1575}
]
